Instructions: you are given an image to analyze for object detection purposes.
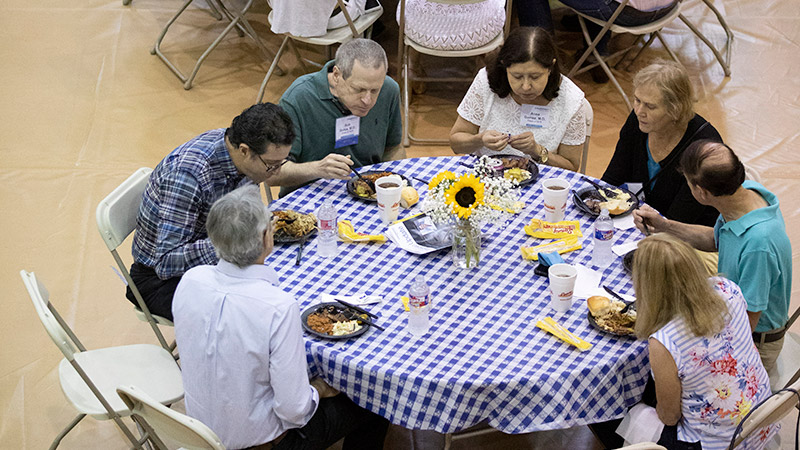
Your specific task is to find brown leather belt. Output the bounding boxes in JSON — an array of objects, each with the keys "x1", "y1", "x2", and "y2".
[
  {"x1": 753, "y1": 328, "x2": 786, "y2": 345},
  {"x1": 245, "y1": 431, "x2": 288, "y2": 450}
]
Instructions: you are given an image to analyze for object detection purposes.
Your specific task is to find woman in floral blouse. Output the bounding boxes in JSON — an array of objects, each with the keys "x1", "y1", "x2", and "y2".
[{"x1": 630, "y1": 233, "x2": 776, "y2": 449}]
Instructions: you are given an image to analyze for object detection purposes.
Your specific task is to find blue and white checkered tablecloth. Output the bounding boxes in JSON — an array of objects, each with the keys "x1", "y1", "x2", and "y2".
[{"x1": 266, "y1": 156, "x2": 650, "y2": 434}]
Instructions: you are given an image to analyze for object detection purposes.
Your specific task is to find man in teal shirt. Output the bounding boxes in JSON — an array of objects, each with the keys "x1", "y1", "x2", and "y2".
[
  {"x1": 634, "y1": 140, "x2": 792, "y2": 374},
  {"x1": 271, "y1": 38, "x2": 404, "y2": 196}
]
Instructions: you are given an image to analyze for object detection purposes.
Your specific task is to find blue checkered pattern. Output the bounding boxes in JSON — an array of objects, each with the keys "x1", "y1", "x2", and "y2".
[{"x1": 266, "y1": 156, "x2": 650, "y2": 434}]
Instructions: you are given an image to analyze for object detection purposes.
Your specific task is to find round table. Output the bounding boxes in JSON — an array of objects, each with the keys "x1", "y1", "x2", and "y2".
[{"x1": 266, "y1": 155, "x2": 649, "y2": 434}]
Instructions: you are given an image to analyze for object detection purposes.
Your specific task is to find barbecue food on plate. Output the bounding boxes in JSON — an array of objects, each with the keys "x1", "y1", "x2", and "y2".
[
  {"x1": 273, "y1": 210, "x2": 316, "y2": 238},
  {"x1": 587, "y1": 295, "x2": 637, "y2": 336},
  {"x1": 354, "y1": 171, "x2": 394, "y2": 198},
  {"x1": 306, "y1": 305, "x2": 364, "y2": 336}
]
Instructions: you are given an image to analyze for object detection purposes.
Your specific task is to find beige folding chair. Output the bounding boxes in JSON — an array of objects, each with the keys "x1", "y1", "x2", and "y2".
[
  {"x1": 96, "y1": 168, "x2": 177, "y2": 357},
  {"x1": 770, "y1": 304, "x2": 800, "y2": 392},
  {"x1": 152, "y1": 0, "x2": 282, "y2": 90},
  {"x1": 729, "y1": 377, "x2": 800, "y2": 448},
  {"x1": 20, "y1": 270, "x2": 184, "y2": 450},
  {"x1": 117, "y1": 385, "x2": 225, "y2": 450},
  {"x1": 579, "y1": 97, "x2": 594, "y2": 174},
  {"x1": 398, "y1": 0, "x2": 513, "y2": 146},
  {"x1": 677, "y1": 0, "x2": 733, "y2": 76},
  {"x1": 618, "y1": 443, "x2": 667, "y2": 450},
  {"x1": 566, "y1": 0, "x2": 683, "y2": 110},
  {"x1": 255, "y1": 0, "x2": 384, "y2": 103}
]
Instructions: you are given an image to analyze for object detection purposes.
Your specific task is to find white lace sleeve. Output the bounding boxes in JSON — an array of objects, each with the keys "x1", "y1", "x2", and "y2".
[
  {"x1": 456, "y1": 69, "x2": 489, "y2": 126},
  {"x1": 561, "y1": 106, "x2": 586, "y2": 146}
]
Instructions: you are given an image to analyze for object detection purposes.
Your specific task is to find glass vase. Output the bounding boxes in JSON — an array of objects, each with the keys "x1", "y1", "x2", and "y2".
[{"x1": 451, "y1": 219, "x2": 481, "y2": 269}]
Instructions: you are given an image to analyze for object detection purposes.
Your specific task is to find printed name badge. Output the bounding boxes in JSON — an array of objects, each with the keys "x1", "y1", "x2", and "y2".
[
  {"x1": 520, "y1": 104, "x2": 550, "y2": 128},
  {"x1": 335, "y1": 115, "x2": 360, "y2": 149}
]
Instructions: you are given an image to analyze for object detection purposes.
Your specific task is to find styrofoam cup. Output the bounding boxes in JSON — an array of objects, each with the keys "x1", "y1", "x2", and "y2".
[
  {"x1": 548, "y1": 263, "x2": 577, "y2": 312},
  {"x1": 375, "y1": 175, "x2": 403, "y2": 224},
  {"x1": 542, "y1": 178, "x2": 571, "y2": 222}
]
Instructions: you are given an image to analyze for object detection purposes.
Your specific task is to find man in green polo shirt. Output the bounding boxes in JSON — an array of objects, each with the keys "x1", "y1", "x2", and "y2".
[
  {"x1": 633, "y1": 140, "x2": 792, "y2": 375},
  {"x1": 271, "y1": 38, "x2": 404, "y2": 196}
]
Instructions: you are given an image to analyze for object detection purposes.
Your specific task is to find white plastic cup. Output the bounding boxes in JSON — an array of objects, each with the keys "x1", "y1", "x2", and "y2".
[
  {"x1": 375, "y1": 175, "x2": 403, "y2": 224},
  {"x1": 542, "y1": 178, "x2": 571, "y2": 222},
  {"x1": 548, "y1": 263, "x2": 578, "y2": 312}
]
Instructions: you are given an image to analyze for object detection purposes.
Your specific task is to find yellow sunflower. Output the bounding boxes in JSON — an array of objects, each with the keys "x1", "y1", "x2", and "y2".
[
  {"x1": 428, "y1": 171, "x2": 456, "y2": 190},
  {"x1": 445, "y1": 174, "x2": 485, "y2": 218}
]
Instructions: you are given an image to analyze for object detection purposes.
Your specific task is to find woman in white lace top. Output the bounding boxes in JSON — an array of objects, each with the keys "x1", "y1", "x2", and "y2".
[{"x1": 449, "y1": 27, "x2": 586, "y2": 171}]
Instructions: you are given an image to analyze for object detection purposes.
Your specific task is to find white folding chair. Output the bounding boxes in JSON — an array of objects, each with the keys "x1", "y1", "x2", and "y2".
[
  {"x1": 96, "y1": 168, "x2": 177, "y2": 357},
  {"x1": 729, "y1": 377, "x2": 800, "y2": 448},
  {"x1": 398, "y1": 0, "x2": 513, "y2": 146},
  {"x1": 152, "y1": 0, "x2": 282, "y2": 90},
  {"x1": 771, "y1": 304, "x2": 800, "y2": 393},
  {"x1": 677, "y1": 0, "x2": 733, "y2": 76},
  {"x1": 579, "y1": 97, "x2": 594, "y2": 174},
  {"x1": 255, "y1": 0, "x2": 384, "y2": 103},
  {"x1": 566, "y1": 0, "x2": 683, "y2": 110},
  {"x1": 20, "y1": 270, "x2": 184, "y2": 450},
  {"x1": 117, "y1": 385, "x2": 225, "y2": 450},
  {"x1": 618, "y1": 443, "x2": 667, "y2": 450}
]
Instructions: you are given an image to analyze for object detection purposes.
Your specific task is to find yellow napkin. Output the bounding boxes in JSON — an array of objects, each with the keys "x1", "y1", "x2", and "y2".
[
  {"x1": 536, "y1": 317, "x2": 592, "y2": 351},
  {"x1": 401, "y1": 296, "x2": 410, "y2": 312},
  {"x1": 520, "y1": 237, "x2": 582, "y2": 260},
  {"x1": 338, "y1": 220, "x2": 386, "y2": 243}
]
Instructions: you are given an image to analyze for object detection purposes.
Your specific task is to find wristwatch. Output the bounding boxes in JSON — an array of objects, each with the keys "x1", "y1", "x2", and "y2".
[{"x1": 537, "y1": 145, "x2": 549, "y2": 164}]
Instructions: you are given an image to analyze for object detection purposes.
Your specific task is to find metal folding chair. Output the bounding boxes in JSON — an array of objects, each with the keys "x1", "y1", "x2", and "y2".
[
  {"x1": 678, "y1": 0, "x2": 733, "y2": 76},
  {"x1": 117, "y1": 385, "x2": 225, "y2": 450},
  {"x1": 256, "y1": 0, "x2": 383, "y2": 103},
  {"x1": 770, "y1": 304, "x2": 800, "y2": 392},
  {"x1": 566, "y1": 0, "x2": 683, "y2": 110},
  {"x1": 579, "y1": 97, "x2": 594, "y2": 174},
  {"x1": 96, "y1": 168, "x2": 177, "y2": 358},
  {"x1": 20, "y1": 270, "x2": 184, "y2": 450},
  {"x1": 152, "y1": 0, "x2": 282, "y2": 90},
  {"x1": 398, "y1": 0, "x2": 513, "y2": 146},
  {"x1": 729, "y1": 377, "x2": 800, "y2": 447}
]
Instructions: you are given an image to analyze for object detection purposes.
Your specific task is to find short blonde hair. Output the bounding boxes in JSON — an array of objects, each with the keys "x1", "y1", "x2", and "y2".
[
  {"x1": 633, "y1": 60, "x2": 695, "y2": 124},
  {"x1": 633, "y1": 233, "x2": 728, "y2": 339}
]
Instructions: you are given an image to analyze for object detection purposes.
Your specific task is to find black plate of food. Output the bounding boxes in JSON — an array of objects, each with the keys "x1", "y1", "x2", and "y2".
[
  {"x1": 301, "y1": 302, "x2": 370, "y2": 340},
  {"x1": 587, "y1": 305, "x2": 637, "y2": 337},
  {"x1": 572, "y1": 186, "x2": 639, "y2": 218},
  {"x1": 273, "y1": 210, "x2": 317, "y2": 243},
  {"x1": 622, "y1": 249, "x2": 635, "y2": 273},
  {"x1": 346, "y1": 171, "x2": 409, "y2": 202},
  {"x1": 496, "y1": 155, "x2": 540, "y2": 186}
]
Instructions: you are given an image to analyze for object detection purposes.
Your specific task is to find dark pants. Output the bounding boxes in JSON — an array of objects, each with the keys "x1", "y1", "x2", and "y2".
[
  {"x1": 125, "y1": 262, "x2": 181, "y2": 321},
  {"x1": 560, "y1": 0, "x2": 678, "y2": 54},
  {"x1": 272, "y1": 394, "x2": 389, "y2": 450}
]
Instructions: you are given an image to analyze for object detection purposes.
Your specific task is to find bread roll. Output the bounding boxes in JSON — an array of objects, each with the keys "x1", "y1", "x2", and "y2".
[
  {"x1": 400, "y1": 186, "x2": 419, "y2": 208},
  {"x1": 587, "y1": 295, "x2": 611, "y2": 316}
]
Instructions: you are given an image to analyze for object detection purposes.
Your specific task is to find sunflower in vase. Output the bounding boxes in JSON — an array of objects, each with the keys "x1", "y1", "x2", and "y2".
[{"x1": 421, "y1": 156, "x2": 519, "y2": 268}]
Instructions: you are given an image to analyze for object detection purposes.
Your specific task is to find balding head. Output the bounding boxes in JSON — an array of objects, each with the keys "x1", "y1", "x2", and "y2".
[{"x1": 679, "y1": 140, "x2": 745, "y2": 196}]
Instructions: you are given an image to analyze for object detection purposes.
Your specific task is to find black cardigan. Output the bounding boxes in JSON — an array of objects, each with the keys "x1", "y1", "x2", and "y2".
[{"x1": 602, "y1": 112, "x2": 722, "y2": 227}]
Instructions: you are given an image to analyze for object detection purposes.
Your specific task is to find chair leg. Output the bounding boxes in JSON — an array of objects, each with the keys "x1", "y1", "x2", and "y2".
[
  {"x1": 150, "y1": 0, "x2": 196, "y2": 83},
  {"x1": 678, "y1": 14, "x2": 731, "y2": 76},
  {"x1": 204, "y1": 0, "x2": 224, "y2": 21},
  {"x1": 288, "y1": 39, "x2": 310, "y2": 74},
  {"x1": 654, "y1": 31, "x2": 681, "y2": 64},
  {"x1": 49, "y1": 413, "x2": 86, "y2": 450},
  {"x1": 257, "y1": 36, "x2": 290, "y2": 103},
  {"x1": 402, "y1": 46, "x2": 411, "y2": 148}
]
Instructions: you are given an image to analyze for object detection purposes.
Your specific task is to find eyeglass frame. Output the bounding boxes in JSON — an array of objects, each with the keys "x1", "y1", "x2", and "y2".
[{"x1": 257, "y1": 153, "x2": 288, "y2": 176}]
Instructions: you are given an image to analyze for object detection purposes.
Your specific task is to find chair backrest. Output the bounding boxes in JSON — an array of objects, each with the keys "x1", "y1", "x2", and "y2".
[
  {"x1": 96, "y1": 168, "x2": 152, "y2": 252},
  {"x1": 20, "y1": 270, "x2": 81, "y2": 360},
  {"x1": 730, "y1": 377, "x2": 800, "y2": 447},
  {"x1": 117, "y1": 385, "x2": 225, "y2": 450},
  {"x1": 617, "y1": 443, "x2": 667, "y2": 450},
  {"x1": 579, "y1": 97, "x2": 594, "y2": 174}
]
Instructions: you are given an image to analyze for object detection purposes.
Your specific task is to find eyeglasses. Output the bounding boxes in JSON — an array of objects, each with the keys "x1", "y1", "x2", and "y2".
[{"x1": 258, "y1": 154, "x2": 288, "y2": 175}]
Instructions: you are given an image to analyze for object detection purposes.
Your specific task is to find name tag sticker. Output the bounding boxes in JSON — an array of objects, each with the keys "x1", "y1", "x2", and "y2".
[
  {"x1": 335, "y1": 115, "x2": 360, "y2": 149},
  {"x1": 520, "y1": 104, "x2": 550, "y2": 128}
]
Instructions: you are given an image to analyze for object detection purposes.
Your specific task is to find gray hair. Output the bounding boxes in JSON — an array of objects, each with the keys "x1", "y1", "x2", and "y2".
[
  {"x1": 207, "y1": 185, "x2": 271, "y2": 268},
  {"x1": 335, "y1": 38, "x2": 387, "y2": 79}
]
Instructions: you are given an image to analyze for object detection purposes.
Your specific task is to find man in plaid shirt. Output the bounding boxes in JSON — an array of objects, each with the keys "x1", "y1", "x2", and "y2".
[{"x1": 126, "y1": 103, "x2": 294, "y2": 320}]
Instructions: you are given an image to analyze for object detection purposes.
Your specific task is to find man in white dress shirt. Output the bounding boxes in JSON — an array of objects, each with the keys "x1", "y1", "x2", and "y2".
[{"x1": 172, "y1": 185, "x2": 389, "y2": 449}]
